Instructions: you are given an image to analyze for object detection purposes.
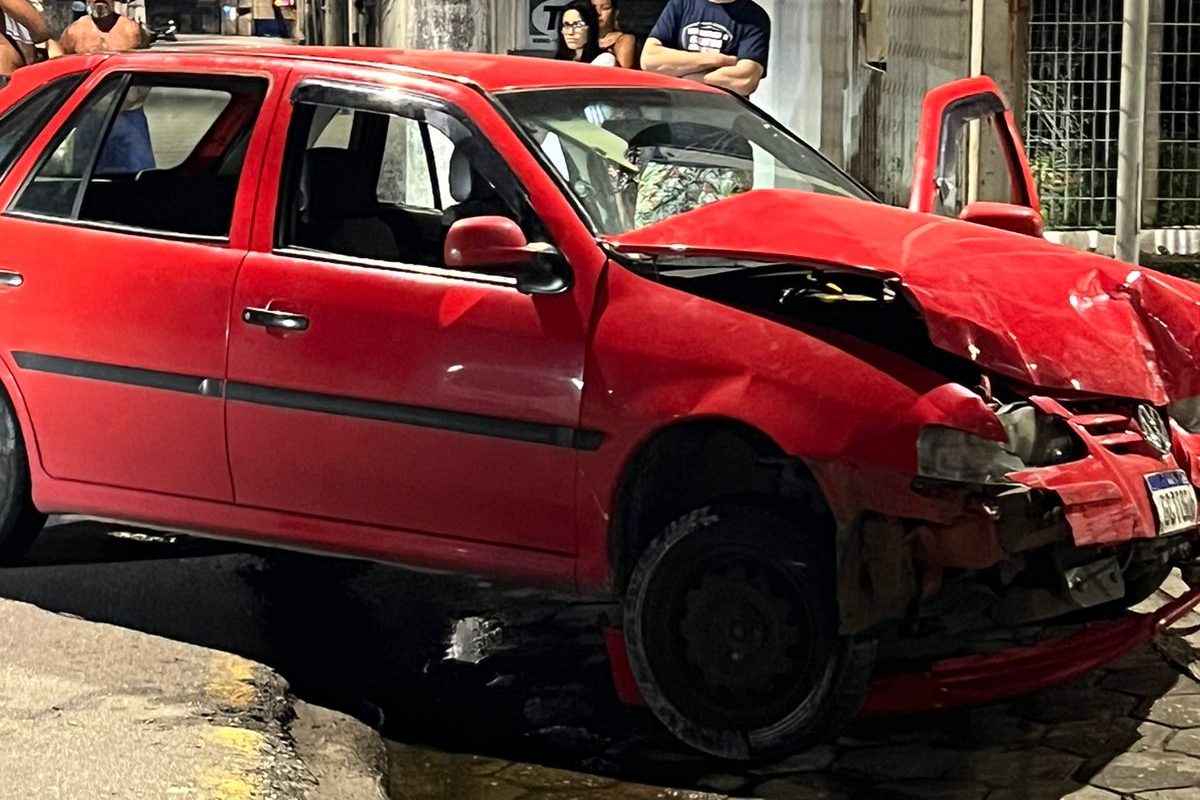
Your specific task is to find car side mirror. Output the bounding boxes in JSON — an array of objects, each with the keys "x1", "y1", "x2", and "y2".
[
  {"x1": 443, "y1": 216, "x2": 570, "y2": 295},
  {"x1": 958, "y1": 201, "x2": 1045, "y2": 239}
]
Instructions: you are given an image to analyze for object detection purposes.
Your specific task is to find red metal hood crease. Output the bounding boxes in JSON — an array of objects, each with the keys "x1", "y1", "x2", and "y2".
[{"x1": 608, "y1": 191, "x2": 1200, "y2": 404}]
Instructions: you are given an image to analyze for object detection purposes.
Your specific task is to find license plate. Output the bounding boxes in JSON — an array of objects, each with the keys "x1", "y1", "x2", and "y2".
[{"x1": 1145, "y1": 470, "x2": 1199, "y2": 536}]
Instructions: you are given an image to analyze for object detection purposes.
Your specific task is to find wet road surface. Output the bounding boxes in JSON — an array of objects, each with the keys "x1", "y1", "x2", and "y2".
[{"x1": 3, "y1": 518, "x2": 1200, "y2": 799}]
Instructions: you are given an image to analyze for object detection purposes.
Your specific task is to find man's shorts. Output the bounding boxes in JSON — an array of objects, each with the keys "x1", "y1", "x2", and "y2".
[{"x1": 634, "y1": 162, "x2": 753, "y2": 229}]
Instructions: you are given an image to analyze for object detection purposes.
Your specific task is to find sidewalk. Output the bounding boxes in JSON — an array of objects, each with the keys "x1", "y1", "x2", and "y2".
[{"x1": 0, "y1": 598, "x2": 386, "y2": 800}]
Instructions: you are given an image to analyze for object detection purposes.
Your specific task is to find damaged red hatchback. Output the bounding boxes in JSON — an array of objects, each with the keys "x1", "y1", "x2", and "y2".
[{"x1": 0, "y1": 50, "x2": 1198, "y2": 760}]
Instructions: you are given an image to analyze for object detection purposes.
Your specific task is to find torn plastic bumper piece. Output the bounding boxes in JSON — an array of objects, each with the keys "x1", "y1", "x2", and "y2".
[
  {"x1": 859, "y1": 585, "x2": 1200, "y2": 717},
  {"x1": 603, "y1": 587, "x2": 1200, "y2": 717}
]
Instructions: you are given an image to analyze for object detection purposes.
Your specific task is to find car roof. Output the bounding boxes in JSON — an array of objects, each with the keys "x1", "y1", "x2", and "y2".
[{"x1": 194, "y1": 46, "x2": 718, "y2": 94}]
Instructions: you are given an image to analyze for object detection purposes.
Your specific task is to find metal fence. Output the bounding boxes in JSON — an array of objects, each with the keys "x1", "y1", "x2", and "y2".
[
  {"x1": 1147, "y1": 0, "x2": 1200, "y2": 228},
  {"x1": 1026, "y1": 0, "x2": 1123, "y2": 231},
  {"x1": 1027, "y1": 0, "x2": 1200, "y2": 233}
]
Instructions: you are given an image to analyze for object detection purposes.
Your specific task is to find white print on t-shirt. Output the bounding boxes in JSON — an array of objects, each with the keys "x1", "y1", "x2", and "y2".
[{"x1": 682, "y1": 21, "x2": 733, "y2": 53}]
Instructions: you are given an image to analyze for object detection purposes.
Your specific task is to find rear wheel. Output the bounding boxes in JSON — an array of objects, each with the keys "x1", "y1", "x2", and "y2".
[
  {"x1": 623, "y1": 504, "x2": 874, "y2": 760},
  {"x1": 0, "y1": 397, "x2": 46, "y2": 565}
]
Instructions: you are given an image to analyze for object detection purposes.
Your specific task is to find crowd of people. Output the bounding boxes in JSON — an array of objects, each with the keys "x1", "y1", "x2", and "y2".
[
  {"x1": 3, "y1": 0, "x2": 772, "y2": 96},
  {"x1": 1, "y1": 0, "x2": 146, "y2": 77},
  {"x1": 556, "y1": 0, "x2": 769, "y2": 97}
]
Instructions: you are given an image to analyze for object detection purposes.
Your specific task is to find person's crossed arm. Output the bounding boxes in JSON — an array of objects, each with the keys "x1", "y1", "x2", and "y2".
[
  {"x1": 1, "y1": 0, "x2": 51, "y2": 44},
  {"x1": 703, "y1": 58, "x2": 765, "y2": 96},
  {"x1": 641, "y1": 36, "x2": 737, "y2": 79},
  {"x1": 639, "y1": 0, "x2": 770, "y2": 97}
]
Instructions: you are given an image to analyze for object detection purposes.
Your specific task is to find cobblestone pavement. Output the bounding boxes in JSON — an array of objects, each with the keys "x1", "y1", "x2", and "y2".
[{"x1": 374, "y1": 574, "x2": 1200, "y2": 800}]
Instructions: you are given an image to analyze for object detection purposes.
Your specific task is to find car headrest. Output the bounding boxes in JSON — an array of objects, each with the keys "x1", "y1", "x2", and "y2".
[
  {"x1": 448, "y1": 148, "x2": 498, "y2": 205},
  {"x1": 304, "y1": 147, "x2": 377, "y2": 219}
]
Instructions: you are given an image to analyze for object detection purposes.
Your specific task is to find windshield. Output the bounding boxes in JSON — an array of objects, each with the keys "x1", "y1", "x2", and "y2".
[{"x1": 498, "y1": 88, "x2": 874, "y2": 235}]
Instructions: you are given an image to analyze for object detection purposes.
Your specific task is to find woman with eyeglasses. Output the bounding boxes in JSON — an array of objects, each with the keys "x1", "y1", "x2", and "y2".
[{"x1": 555, "y1": 0, "x2": 617, "y2": 67}]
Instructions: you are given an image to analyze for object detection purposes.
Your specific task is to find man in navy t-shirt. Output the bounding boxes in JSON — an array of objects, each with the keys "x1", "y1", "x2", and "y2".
[{"x1": 641, "y1": 0, "x2": 771, "y2": 97}]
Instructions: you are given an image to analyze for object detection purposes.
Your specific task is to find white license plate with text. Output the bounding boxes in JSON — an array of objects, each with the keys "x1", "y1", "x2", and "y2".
[{"x1": 1146, "y1": 470, "x2": 1199, "y2": 536}]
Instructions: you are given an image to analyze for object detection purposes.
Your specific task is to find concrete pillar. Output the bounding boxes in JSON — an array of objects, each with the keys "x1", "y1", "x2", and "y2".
[
  {"x1": 326, "y1": 0, "x2": 348, "y2": 45},
  {"x1": 377, "y1": 0, "x2": 493, "y2": 50},
  {"x1": 1115, "y1": 0, "x2": 1150, "y2": 264},
  {"x1": 1142, "y1": 0, "x2": 1164, "y2": 228}
]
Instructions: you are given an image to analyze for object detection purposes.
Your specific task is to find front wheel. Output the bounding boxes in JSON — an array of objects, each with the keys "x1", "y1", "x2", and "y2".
[
  {"x1": 0, "y1": 397, "x2": 46, "y2": 565},
  {"x1": 623, "y1": 504, "x2": 874, "y2": 760}
]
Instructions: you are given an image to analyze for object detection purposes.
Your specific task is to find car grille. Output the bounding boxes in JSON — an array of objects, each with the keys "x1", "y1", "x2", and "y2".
[{"x1": 1061, "y1": 402, "x2": 1167, "y2": 456}]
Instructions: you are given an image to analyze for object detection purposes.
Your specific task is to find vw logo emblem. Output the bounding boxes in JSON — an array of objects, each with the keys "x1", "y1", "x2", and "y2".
[{"x1": 1136, "y1": 404, "x2": 1172, "y2": 454}]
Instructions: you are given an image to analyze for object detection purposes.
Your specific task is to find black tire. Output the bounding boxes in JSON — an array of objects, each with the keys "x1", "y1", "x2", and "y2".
[
  {"x1": 0, "y1": 397, "x2": 46, "y2": 565},
  {"x1": 623, "y1": 504, "x2": 875, "y2": 760}
]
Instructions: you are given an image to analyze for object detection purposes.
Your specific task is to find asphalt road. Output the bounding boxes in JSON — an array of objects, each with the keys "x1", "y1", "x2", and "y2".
[{"x1": 3, "y1": 517, "x2": 1200, "y2": 800}]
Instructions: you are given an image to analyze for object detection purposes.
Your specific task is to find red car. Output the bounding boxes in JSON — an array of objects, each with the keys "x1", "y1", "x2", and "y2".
[{"x1": 0, "y1": 48, "x2": 1197, "y2": 760}]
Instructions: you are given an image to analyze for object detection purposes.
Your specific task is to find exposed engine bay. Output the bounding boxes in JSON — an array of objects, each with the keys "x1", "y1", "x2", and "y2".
[{"x1": 643, "y1": 255, "x2": 1200, "y2": 654}]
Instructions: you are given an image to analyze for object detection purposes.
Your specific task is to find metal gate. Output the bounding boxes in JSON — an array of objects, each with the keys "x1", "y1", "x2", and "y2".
[{"x1": 1027, "y1": 0, "x2": 1200, "y2": 241}]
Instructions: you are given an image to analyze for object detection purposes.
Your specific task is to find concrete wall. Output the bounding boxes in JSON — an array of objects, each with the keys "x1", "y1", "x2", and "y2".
[
  {"x1": 753, "y1": 0, "x2": 853, "y2": 158},
  {"x1": 853, "y1": 0, "x2": 972, "y2": 204},
  {"x1": 378, "y1": 0, "x2": 503, "y2": 49}
]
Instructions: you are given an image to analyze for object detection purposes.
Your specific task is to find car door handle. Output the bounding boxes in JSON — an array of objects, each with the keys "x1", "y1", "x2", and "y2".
[
  {"x1": 242, "y1": 307, "x2": 309, "y2": 332},
  {"x1": 0, "y1": 270, "x2": 24, "y2": 287}
]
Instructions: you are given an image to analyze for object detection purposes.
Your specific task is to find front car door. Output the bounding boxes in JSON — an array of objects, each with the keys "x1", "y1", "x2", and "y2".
[
  {"x1": 0, "y1": 57, "x2": 284, "y2": 500},
  {"x1": 910, "y1": 76, "x2": 1043, "y2": 236},
  {"x1": 225, "y1": 69, "x2": 593, "y2": 555}
]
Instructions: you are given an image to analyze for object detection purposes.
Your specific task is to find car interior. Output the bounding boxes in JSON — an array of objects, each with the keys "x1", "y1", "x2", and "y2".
[
  {"x1": 80, "y1": 79, "x2": 267, "y2": 238},
  {"x1": 288, "y1": 104, "x2": 519, "y2": 268},
  {"x1": 12, "y1": 76, "x2": 268, "y2": 239}
]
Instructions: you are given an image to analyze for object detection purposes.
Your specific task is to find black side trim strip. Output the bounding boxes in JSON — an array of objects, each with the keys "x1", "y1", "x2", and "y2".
[
  {"x1": 11, "y1": 351, "x2": 603, "y2": 451},
  {"x1": 13, "y1": 352, "x2": 220, "y2": 397},
  {"x1": 226, "y1": 381, "x2": 602, "y2": 451}
]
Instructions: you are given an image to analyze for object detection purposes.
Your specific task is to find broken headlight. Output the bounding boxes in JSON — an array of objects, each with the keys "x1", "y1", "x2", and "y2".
[
  {"x1": 995, "y1": 402, "x2": 1081, "y2": 466},
  {"x1": 1168, "y1": 396, "x2": 1200, "y2": 434},
  {"x1": 919, "y1": 403, "x2": 1083, "y2": 484},
  {"x1": 917, "y1": 426, "x2": 1025, "y2": 484}
]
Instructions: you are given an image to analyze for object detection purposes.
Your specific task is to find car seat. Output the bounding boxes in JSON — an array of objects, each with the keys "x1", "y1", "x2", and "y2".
[
  {"x1": 441, "y1": 149, "x2": 509, "y2": 227},
  {"x1": 299, "y1": 147, "x2": 399, "y2": 261}
]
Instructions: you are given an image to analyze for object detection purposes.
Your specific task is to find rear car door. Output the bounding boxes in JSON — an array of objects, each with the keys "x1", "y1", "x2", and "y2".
[
  {"x1": 0, "y1": 59, "x2": 283, "y2": 500},
  {"x1": 224, "y1": 73, "x2": 590, "y2": 553},
  {"x1": 910, "y1": 76, "x2": 1044, "y2": 236}
]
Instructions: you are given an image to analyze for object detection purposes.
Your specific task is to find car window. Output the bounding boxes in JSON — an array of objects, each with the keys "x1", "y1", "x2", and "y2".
[
  {"x1": 0, "y1": 73, "x2": 86, "y2": 182},
  {"x1": 312, "y1": 107, "x2": 353, "y2": 148},
  {"x1": 10, "y1": 73, "x2": 268, "y2": 239},
  {"x1": 281, "y1": 100, "x2": 524, "y2": 272},
  {"x1": 377, "y1": 115, "x2": 438, "y2": 208},
  {"x1": 137, "y1": 86, "x2": 234, "y2": 170},
  {"x1": 499, "y1": 88, "x2": 874, "y2": 235},
  {"x1": 10, "y1": 78, "x2": 126, "y2": 220},
  {"x1": 934, "y1": 113, "x2": 1023, "y2": 218}
]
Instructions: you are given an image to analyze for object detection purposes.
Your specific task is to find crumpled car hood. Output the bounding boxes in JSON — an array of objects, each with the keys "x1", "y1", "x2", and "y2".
[{"x1": 607, "y1": 190, "x2": 1200, "y2": 404}]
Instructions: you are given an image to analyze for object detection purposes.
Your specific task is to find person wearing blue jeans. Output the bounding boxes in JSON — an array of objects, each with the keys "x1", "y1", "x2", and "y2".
[{"x1": 96, "y1": 106, "x2": 155, "y2": 174}]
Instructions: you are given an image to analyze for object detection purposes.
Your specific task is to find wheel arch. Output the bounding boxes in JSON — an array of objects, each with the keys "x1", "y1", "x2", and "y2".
[
  {"x1": 0, "y1": 355, "x2": 42, "y2": 477},
  {"x1": 609, "y1": 417, "x2": 834, "y2": 593}
]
